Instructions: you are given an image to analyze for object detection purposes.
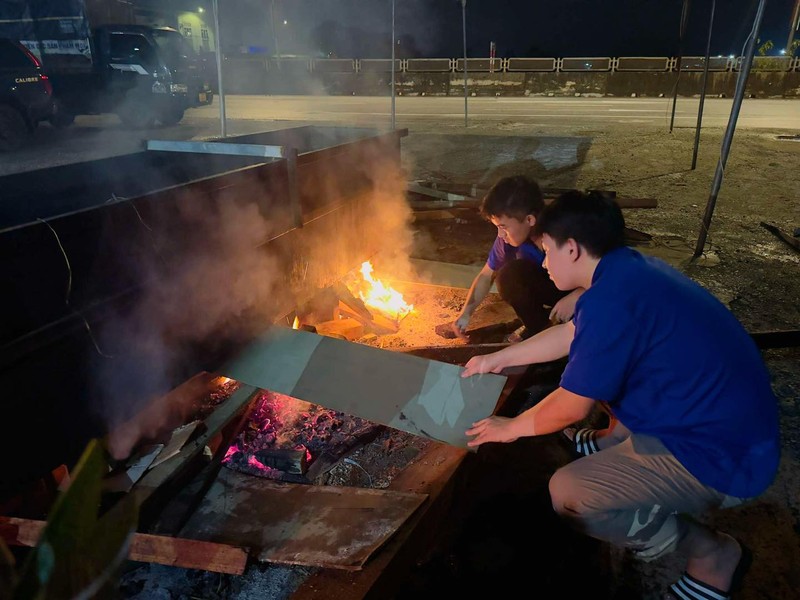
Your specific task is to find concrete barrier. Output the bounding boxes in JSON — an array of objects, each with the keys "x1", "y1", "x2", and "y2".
[{"x1": 218, "y1": 55, "x2": 800, "y2": 98}]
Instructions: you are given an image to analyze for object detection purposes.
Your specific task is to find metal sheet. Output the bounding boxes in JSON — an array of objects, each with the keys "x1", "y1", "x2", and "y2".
[
  {"x1": 146, "y1": 139, "x2": 285, "y2": 158},
  {"x1": 220, "y1": 327, "x2": 507, "y2": 449},
  {"x1": 180, "y1": 467, "x2": 427, "y2": 570}
]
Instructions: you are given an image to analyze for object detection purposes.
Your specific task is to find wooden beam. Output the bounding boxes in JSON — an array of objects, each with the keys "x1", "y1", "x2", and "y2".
[
  {"x1": 750, "y1": 329, "x2": 800, "y2": 349},
  {"x1": 0, "y1": 517, "x2": 249, "y2": 575}
]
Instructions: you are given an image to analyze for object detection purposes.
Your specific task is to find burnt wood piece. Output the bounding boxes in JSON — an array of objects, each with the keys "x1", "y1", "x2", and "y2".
[
  {"x1": 334, "y1": 282, "x2": 374, "y2": 322},
  {"x1": 253, "y1": 448, "x2": 308, "y2": 475},
  {"x1": 750, "y1": 329, "x2": 800, "y2": 349},
  {"x1": 760, "y1": 222, "x2": 800, "y2": 253},
  {"x1": 0, "y1": 516, "x2": 248, "y2": 575},
  {"x1": 134, "y1": 385, "x2": 263, "y2": 529}
]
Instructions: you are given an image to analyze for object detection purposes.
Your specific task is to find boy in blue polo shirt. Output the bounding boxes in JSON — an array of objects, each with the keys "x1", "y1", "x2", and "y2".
[
  {"x1": 461, "y1": 191, "x2": 780, "y2": 600},
  {"x1": 447, "y1": 175, "x2": 583, "y2": 342}
]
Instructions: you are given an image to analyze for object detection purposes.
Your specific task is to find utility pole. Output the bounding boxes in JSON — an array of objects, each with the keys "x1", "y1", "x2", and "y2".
[
  {"x1": 691, "y1": 0, "x2": 715, "y2": 170},
  {"x1": 391, "y1": 0, "x2": 396, "y2": 130},
  {"x1": 212, "y1": 0, "x2": 226, "y2": 137},
  {"x1": 270, "y1": 0, "x2": 281, "y2": 67},
  {"x1": 461, "y1": 0, "x2": 468, "y2": 127},
  {"x1": 787, "y1": 0, "x2": 800, "y2": 53},
  {"x1": 670, "y1": 0, "x2": 691, "y2": 133}
]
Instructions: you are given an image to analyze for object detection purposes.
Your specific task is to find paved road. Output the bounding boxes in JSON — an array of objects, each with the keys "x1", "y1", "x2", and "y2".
[
  {"x1": 1, "y1": 95, "x2": 797, "y2": 176},
  {"x1": 202, "y1": 95, "x2": 800, "y2": 129}
]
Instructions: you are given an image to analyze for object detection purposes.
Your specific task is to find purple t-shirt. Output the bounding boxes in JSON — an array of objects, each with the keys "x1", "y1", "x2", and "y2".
[
  {"x1": 486, "y1": 237, "x2": 545, "y2": 271},
  {"x1": 560, "y1": 247, "x2": 780, "y2": 498}
]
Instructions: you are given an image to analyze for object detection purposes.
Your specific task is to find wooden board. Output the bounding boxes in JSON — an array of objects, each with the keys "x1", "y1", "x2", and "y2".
[
  {"x1": 0, "y1": 517, "x2": 248, "y2": 575},
  {"x1": 180, "y1": 468, "x2": 427, "y2": 570},
  {"x1": 220, "y1": 328, "x2": 507, "y2": 449}
]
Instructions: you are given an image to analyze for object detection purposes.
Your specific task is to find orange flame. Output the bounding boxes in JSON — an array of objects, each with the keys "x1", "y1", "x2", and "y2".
[
  {"x1": 357, "y1": 261, "x2": 414, "y2": 322},
  {"x1": 292, "y1": 316, "x2": 301, "y2": 330}
]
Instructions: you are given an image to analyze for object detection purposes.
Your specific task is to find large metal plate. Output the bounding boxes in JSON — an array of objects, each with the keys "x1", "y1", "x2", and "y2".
[{"x1": 221, "y1": 327, "x2": 507, "y2": 449}]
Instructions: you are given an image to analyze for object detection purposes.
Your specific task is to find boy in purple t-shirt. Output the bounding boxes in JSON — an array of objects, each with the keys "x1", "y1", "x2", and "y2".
[
  {"x1": 461, "y1": 191, "x2": 780, "y2": 600},
  {"x1": 447, "y1": 175, "x2": 583, "y2": 342}
]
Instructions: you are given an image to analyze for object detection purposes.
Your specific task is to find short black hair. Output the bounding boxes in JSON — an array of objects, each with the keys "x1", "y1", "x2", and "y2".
[
  {"x1": 533, "y1": 190, "x2": 625, "y2": 257},
  {"x1": 480, "y1": 176, "x2": 544, "y2": 221}
]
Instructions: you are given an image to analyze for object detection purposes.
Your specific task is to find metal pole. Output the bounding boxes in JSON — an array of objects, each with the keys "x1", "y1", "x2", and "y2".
[
  {"x1": 271, "y1": 0, "x2": 281, "y2": 68},
  {"x1": 461, "y1": 0, "x2": 468, "y2": 127},
  {"x1": 693, "y1": 0, "x2": 768, "y2": 259},
  {"x1": 691, "y1": 0, "x2": 715, "y2": 170},
  {"x1": 787, "y1": 0, "x2": 800, "y2": 53},
  {"x1": 670, "y1": 0, "x2": 691, "y2": 133},
  {"x1": 391, "y1": 0, "x2": 396, "y2": 130},
  {"x1": 212, "y1": 0, "x2": 226, "y2": 137}
]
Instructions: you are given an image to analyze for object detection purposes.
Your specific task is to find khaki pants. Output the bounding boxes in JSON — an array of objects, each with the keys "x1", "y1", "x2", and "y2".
[{"x1": 548, "y1": 426, "x2": 745, "y2": 560}]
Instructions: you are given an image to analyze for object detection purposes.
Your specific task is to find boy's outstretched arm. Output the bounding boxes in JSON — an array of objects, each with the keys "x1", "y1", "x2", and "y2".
[
  {"x1": 450, "y1": 262, "x2": 495, "y2": 339},
  {"x1": 461, "y1": 320, "x2": 574, "y2": 377}
]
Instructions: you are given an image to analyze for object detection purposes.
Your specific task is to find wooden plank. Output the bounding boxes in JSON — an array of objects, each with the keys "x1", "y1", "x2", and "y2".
[
  {"x1": 290, "y1": 372, "x2": 522, "y2": 599},
  {"x1": 750, "y1": 329, "x2": 800, "y2": 349},
  {"x1": 180, "y1": 468, "x2": 427, "y2": 570},
  {"x1": 314, "y1": 318, "x2": 365, "y2": 341},
  {"x1": 219, "y1": 328, "x2": 507, "y2": 449},
  {"x1": 0, "y1": 517, "x2": 248, "y2": 575}
]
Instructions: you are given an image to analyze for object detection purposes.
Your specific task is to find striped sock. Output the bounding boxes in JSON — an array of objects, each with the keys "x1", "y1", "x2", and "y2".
[
  {"x1": 574, "y1": 428, "x2": 600, "y2": 456},
  {"x1": 669, "y1": 573, "x2": 730, "y2": 600}
]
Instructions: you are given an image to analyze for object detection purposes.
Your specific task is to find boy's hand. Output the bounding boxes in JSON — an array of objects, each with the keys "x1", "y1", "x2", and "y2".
[
  {"x1": 461, "y1": 353, "x2": 504, "y2": 378},
  {"x1": 450, "y1": 314, "x2": 471, "y2": 340},
  {"x1": 549, "y1": 292, "x2": 580, "y2": 323},
  {"x1": 466, "y1": 415, "x2": 518, "y2": 447}
]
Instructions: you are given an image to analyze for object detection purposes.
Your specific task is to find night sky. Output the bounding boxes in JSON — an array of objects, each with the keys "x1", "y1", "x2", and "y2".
[{"x1": 222, "y1": 0, "x2": 798, "y2": 58}]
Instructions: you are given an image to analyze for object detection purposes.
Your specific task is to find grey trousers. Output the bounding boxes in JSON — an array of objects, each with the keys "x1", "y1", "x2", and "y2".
[{"x1": 548, "y1": 426, "x2": 745, "y2": 560}]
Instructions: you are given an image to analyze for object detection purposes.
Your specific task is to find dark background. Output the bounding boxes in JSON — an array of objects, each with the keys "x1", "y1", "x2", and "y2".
[{"x1": 221, "y1": 0, "x2": 798, "y2": 58}]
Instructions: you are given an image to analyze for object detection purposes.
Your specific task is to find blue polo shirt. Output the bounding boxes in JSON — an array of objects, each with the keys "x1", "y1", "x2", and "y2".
[
  {"x1": 486, "y1": 237, "x2": 545, "y2": 271},
  {"x1": 560, "y1": 247, "x2": 780, "y2": 498}
]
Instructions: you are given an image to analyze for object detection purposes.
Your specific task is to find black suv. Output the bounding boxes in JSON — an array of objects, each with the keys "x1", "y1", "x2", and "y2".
[{"x1": 0, "y1": 38, "x2": 55, "y2": 151}]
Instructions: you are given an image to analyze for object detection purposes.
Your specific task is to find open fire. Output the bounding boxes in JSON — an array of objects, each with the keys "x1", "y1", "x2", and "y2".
[{"x1": 354, "y1": 261, "x2": 414, "y2": 322}]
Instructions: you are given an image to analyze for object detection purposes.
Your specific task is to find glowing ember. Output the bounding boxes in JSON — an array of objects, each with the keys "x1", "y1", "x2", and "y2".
[{"x1": 356, "y1": 261, "x2": 414, "y2": 322}]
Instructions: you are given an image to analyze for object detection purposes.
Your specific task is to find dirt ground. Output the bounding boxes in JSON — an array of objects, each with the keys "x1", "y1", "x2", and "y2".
[{"x1": 118, "y1": 118, "x2": 799, "y2": 599}]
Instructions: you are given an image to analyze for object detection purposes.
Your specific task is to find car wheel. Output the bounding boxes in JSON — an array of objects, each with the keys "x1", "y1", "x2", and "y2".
[
  {"x1": 0, "y1": 104, "x2": 29, "y2": 152},
  {"x1": 49, "y1": 101, "x2": 75, "y2": 128},
  {"x1": 117, "y1": 96, "x2": 157, "y2": 129},
  {"x1": 157, "y1": 107, "x2": 185, "y2": 127}
]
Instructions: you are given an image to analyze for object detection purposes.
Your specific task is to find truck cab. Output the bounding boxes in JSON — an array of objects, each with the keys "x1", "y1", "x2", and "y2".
[{"x1": 88, "y1": 25, "x2": 212, "y2": 128}]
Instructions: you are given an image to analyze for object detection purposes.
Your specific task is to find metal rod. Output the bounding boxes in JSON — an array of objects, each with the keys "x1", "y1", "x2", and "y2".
[
  {"x1": 691, "y1": 0, "x2": 715, "y2": 170},
  {"x1": 271, "y1": 0, "x2": 280, "y2": 60},
  {"x1": 670, "y1": 0, "x2": 691, "y2": 133},
  {"x1": 391, "y1": 0, "x2": 396, "y2": 130},
  {"x1": 212, "y1": 0, "x2": 226, "y2": 137},
  {"x1": 461, "y1": 0, "x2": 468, "y2": 127},
  {"x1": 693, "y1": 0, "x2": 768, "y2": 259},
  {"x1": 787, "y1": 0, "x2": 800, "y2": 53}
]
